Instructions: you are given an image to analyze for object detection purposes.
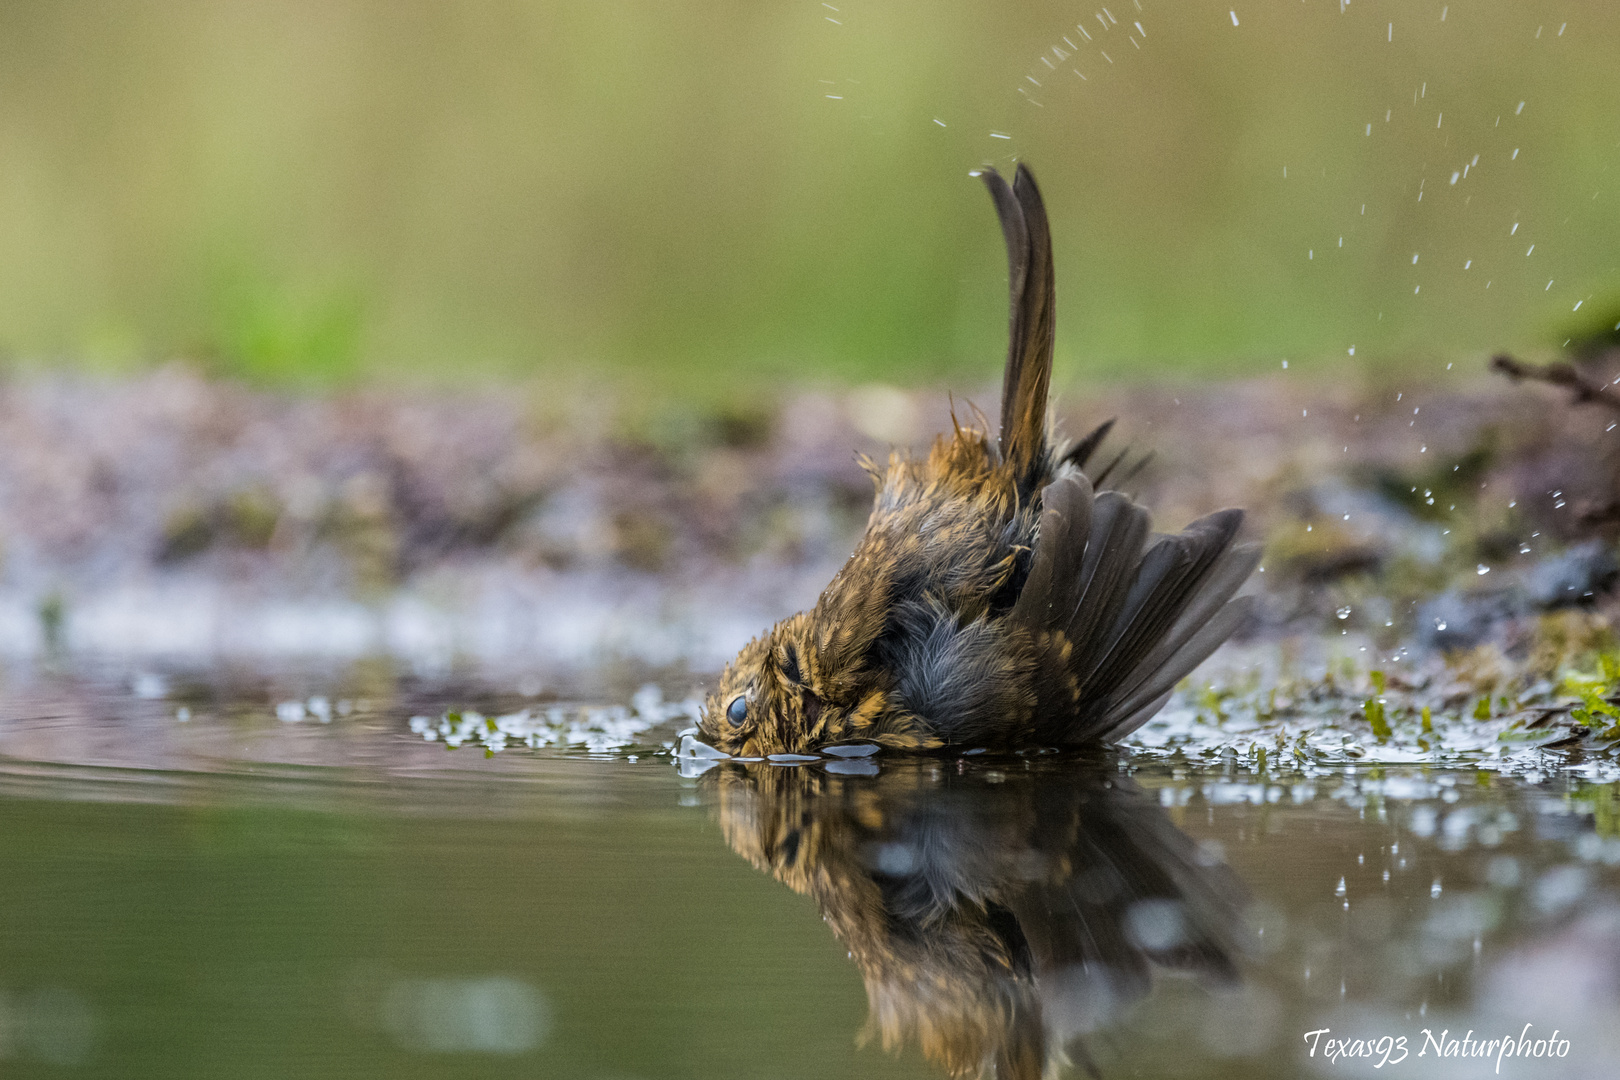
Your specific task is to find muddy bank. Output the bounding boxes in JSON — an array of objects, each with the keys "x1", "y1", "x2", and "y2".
[{"x1": 1, "y1": 362, "x2": 1617, "y2": 682}]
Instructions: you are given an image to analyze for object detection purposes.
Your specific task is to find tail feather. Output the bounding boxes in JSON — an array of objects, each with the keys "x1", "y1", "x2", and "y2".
[
  {"x1": 978, "y1": 164, "x2": 1055, "y2": 498},
  {"x1": 975, "y1": 162, "x2": 1257, "y2": 745}
]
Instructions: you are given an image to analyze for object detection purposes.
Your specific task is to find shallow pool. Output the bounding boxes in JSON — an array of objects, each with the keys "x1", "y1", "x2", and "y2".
[{"x1": 0, "y1": 667, "x2": 1615, "y2": 1078}]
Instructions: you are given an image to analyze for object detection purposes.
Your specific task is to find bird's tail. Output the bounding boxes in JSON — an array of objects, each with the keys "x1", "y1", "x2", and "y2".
[{"x1": 978, "y1": 163, "x2": 1054, "y2": 501}]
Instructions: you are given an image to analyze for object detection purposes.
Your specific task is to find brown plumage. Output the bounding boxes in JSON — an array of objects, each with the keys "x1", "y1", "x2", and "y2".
[
  {"x1": 698, "y1": 164, "x2": 1258, "y2": 756},
  {"x1": 710, "y1": 758, "x2": 1248, "y2": 1079}
]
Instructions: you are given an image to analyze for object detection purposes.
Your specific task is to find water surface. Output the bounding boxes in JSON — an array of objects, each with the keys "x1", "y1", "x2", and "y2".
[{"x1": 1, "y1": 669, "x2": 1616, "y2": 1078}]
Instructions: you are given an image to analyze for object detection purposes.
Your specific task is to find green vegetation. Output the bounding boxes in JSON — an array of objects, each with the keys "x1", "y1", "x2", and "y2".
[
  {"x1": 0, "y1": 1, "x2": 1615, "y2": 394},
  {"x1": 1169, "y1": 611, "x2": 1620, "y2": 765},
  {"x1": 1565, "y1": 651, "x2": 1620, "y2": 739},
  {"x1": 1364, "y1": 697, "x2": 1391, "y2": 743}
]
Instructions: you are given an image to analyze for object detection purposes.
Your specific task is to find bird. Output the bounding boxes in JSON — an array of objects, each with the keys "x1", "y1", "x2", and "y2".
[
  {"x1": 697, "y1": 163, "x2": 1258, "y2": 756},
  {"x1": 709, "y1": 757, "x2": 1248, "y2": 1079}
]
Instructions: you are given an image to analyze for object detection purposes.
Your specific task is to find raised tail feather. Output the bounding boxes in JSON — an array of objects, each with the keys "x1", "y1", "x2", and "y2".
[
  {"x1": 1011, "y1": 477, "x2": 1259, "y2": 744},
  {"x1": 979, "y1": 162, "x2": 1252, "y2": 742},
  {"x1": 978, "y1": 164, "x2": 1054, "y2": 500}
]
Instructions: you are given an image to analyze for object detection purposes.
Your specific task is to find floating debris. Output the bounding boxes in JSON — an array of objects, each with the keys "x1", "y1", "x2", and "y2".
[{"x1": 410, "y1": 685, "x2": 699, "y2": 754}]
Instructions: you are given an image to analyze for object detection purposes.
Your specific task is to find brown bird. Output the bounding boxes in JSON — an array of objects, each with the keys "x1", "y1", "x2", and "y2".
[
  {"x1": 698, "y1": 164, "x2": 1258, "y2": 756},
  {"x1": 710, "y1": 759, "x2": 1248, "y2": 1079}
]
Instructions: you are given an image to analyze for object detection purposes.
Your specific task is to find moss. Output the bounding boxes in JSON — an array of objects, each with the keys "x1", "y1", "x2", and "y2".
[
  {"x1": 222, "y1": 489, "x2": 281, "y2": 549},
  {"x1": 158, "y1": 503, "x2": 215, "y2": 562},
  {"x1": 1528, "y1": 610, "x2": 1618, "y2": 679},
  {"x1": 1364, "y1": 698, "x2": 1391, "y2": 743}
]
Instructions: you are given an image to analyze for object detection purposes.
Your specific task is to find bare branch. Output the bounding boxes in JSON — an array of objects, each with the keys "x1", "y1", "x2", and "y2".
[{"x1": 1490, "y1": 353, "x2": 1620, "y2": 414}]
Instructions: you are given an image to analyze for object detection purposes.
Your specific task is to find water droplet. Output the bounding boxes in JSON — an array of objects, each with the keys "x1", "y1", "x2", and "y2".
[{"x1": 1337, "y1": 606, "x2": 1352, "y2": 620}]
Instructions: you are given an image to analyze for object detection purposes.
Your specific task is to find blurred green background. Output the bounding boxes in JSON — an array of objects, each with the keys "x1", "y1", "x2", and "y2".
[{"x1": 0, "y1": 0, "x2": 1616, "y2": 393}]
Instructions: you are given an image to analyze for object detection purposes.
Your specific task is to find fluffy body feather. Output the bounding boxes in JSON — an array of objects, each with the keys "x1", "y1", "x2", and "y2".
[{"x1": 699, "y1": 164, "x2": 1257, "y2": 755}]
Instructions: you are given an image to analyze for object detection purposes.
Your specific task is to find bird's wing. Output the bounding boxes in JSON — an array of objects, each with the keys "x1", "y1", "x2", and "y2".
[{"x1": 1010, "y1": 477, "x2": 1257, "y2": 743}]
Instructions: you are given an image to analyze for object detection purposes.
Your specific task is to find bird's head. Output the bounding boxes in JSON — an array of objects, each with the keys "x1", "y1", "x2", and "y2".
[{"x1": 699, "y1": 612, "x2": 843, "y2": 756}]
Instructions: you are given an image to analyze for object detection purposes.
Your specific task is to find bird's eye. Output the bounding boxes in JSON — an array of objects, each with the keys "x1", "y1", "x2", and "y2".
[{"x1": 726, "y1": 695, "x2": 748, "y2": 726}]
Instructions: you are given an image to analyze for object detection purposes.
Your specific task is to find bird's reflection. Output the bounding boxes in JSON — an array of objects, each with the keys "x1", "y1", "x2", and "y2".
[{"x1": 706, "y1": 755, "x2": 1249, "y2": 1079}]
